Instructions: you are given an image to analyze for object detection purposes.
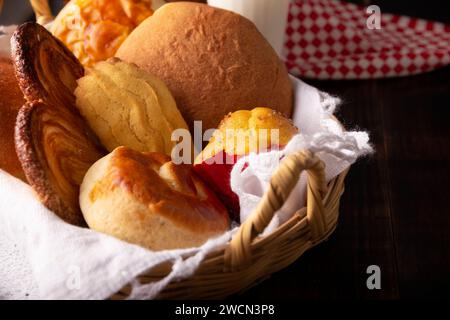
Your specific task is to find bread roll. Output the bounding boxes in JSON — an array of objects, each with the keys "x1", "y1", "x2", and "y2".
[
  {"x1": 0, "y1": 57, "x2": 25, "y2": 180},
  {"x1": 80, "y1": 147, "x2": 230, "y2": 250},
  {"x1": 116, "y1": 2, "x2": 293, "y2": 132},
  {"x1": 75, "y1": 58, "x2": 189, "y2": 155}
]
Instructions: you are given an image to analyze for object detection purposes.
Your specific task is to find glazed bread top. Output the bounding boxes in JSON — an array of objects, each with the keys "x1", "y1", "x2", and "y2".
[{"x1": 80, "y1": 147, "x2": 230, "y2": 250}]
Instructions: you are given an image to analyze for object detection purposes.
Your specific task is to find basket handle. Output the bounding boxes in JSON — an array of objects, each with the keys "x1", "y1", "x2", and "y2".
[
  {"x1": 30, "y1": 0, "x2": 54, "y2": 25},
  {"x1": 224, "y1": 150, "x2": 328, "y2": 269}
]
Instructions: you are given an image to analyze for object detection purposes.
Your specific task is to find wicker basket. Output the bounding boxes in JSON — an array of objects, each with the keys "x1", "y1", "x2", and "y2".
[{"x1": 1, "y1": 0, "x2": 350, "y2": 299}]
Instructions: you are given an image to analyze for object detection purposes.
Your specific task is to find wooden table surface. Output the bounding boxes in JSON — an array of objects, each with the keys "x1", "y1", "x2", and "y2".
[
  {"x1": 239, "y1": 65, "x2": 450, "y2": 300},
  {"x1": 57, "y1": 0, "x2": 448, "y2": 301},
  {"x1": 2, "y1": 0, "x2": 448, "y2": 301}
]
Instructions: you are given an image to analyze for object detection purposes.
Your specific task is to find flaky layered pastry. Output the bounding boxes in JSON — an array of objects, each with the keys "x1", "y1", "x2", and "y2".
[
  {"x1": 12, "y1": 23, "x2": 106, "y2": 225},
  {"x1": 15, "y1": 101, "x2": 106, "y2": 225},
  {"x1": 51, "y1": 0, "x2": 154, "y2": 67}
]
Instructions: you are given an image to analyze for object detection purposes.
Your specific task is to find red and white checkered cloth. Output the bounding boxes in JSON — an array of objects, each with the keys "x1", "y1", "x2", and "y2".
[{"x1": 283, "y1": 0, "x2": 450, "y2": 79}]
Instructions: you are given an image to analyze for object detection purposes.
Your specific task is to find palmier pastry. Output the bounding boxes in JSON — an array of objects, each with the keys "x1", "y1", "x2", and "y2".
[
  {"x1": 12, "y1": 22, "x2": 84, "y2": 108},
  {"x1": 12, "y1": 23, "x2": 106, "y2": 225},
  {"x1": 80, "y1": 147, "x2": 230, "y2": 250}
]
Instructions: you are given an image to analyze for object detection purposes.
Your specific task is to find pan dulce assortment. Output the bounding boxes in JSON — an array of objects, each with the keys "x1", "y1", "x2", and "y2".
[{"x1": 0, "y1": 2, "x2": 297, "y2": 250}]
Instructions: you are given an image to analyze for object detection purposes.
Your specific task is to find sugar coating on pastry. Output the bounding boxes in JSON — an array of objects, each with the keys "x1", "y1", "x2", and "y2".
[
  {"x1": 75, "y1": 58, "x2": 189, "y2": 155},
  {"x1": 80, "y1": 146, "x2": 230, "y2": 250},
  {"x1": 11, "y1": 22, "x2": 106, "y2": 226}
]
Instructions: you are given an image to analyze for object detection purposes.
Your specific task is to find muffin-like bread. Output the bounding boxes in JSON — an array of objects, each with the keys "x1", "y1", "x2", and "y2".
[
  {"x1": 196, "y1": 107, "x2": 298, "y2": 162},
  {"x1": 0, "y1": 57, "x2": 26, "y2": 180},
  {"x1": 51, "y1": 0, "x2": 153, "y2": 67},
  {"x1": 80, "y1": 147, "x2": 230, "y2": 250},
  {"x1": 116, "y1": 2, "x2": 293, "y2": 132},
  {"x1": 194, "y1": 107, "x2": 298, "y2": 219},
  {"x1": 75, "y1": 58, "x2": 189, "y2": 155}
]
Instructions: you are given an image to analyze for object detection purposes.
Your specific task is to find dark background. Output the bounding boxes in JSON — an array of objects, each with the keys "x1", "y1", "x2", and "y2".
[
  {"x1": 1, "y1": 1, "x2": 449, "y2": 300},
  {"x1": 241, "y1": 0, "x2": 450, "y2": 300},
  {"x1": 241, "y1": 66, "x2": 450, "y2": 300}
]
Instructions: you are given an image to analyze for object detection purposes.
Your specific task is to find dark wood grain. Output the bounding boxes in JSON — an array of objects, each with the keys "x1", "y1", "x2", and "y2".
[
  {"x1": 3, "y1": 0, "x2": 448, "y2": 301},
  {"x1": 236, "y1": 66, "x2": 450, "y2": 300},
  {"x1": 379, "y1": 69, "x2": 450, "y2": 299}
]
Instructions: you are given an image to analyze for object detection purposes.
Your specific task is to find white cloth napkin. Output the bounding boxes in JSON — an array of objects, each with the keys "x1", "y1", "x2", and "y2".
[
  {"x1": 0, "y1": 76, "x2": 371, "y2": 300},
  {"x1": 231, "y1": 77, "x2": 372, "y2": 233},
  {"x1": 0, "y1": 170, "x2": 236, "y2": 300},
  {"x1": 1, "y1": 25, "x2": 235, "y2": 299},
  {"x1": 0, "y1": 27, "x2": 372, "y2": 299}
]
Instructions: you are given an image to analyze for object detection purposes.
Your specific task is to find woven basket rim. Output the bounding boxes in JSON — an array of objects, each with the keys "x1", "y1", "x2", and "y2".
[
  {"x1": 3, "y1": 0, "x2": 351, "y2": 300},
  {"x1": 112, "y1": 166, "x2": 349, "y2": 299}
]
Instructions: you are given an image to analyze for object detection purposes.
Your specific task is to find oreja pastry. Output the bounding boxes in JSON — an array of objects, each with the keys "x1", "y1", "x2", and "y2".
[
  {"x1": 194, "y1": 107, "x2": 298, "y2": 219},
  {"x1": 0, "y1": 57, "x2": 26, "y2": 181},
  {"x1": 75, "y1": 58, "x2": 189, "y2": 155},
  {"x1": 51, "y1": 0, "x2": 153, "y2": 67},
  {"x1": 116, "y1": 2, "x2": 293, "y2": 132},
  {"x1": 12, "y1": 23, "x2": 106, "y2": 226},
  {"x1": 80, "y1": 147, "x2": 230, "y2": 251},
  {"x1": 12, "y1": 22, "x2": 84, "y2": 107}
]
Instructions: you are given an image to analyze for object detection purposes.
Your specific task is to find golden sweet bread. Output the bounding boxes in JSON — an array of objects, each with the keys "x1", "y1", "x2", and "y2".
[
  {"x1": 80, "y1": 147, "x2": 230, "y2": 250},
  {"x1": 0, "y1": 57, "x2": 26, "y2": 181},
  {"x1": 75, "y1": 58, "x2": 189, "y2": 155},
  {"x1": 194, "y1": 108, "x2": 298, "y2": 219},
  {"x1": 116, "y1": 2, "x2": 293, "y2": 132},
  {"x1": 51, "y1": 0, "x2": 154, "y2": 67},
  {"x1": 195, "y1": 107, "x2": 299, "y2": 163},
  {"x1": 12, "y1": 23, "x2": 106, "y2": 226}
]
